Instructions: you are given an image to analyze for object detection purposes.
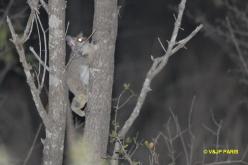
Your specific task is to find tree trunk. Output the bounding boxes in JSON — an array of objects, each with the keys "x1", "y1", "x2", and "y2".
[
  {"x1": 42, "y1": 0, "x2": 67, "y2": 164},
  {"x1": 83, "y1": 0, "x2": 118, "y2": 164}
]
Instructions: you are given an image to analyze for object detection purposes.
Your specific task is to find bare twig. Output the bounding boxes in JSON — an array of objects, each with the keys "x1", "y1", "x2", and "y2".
[
  {"x1": 9, "y1": 6, "x2": 28, "y2": 20},
  {"x1": 170, "y1": 108, "x2": 190, "y2": 165},
  {"x1": 188, "y1": 97, "x2": 196, "y2": 165},
  {"x1": 34, "y1": 13, "x2": 42, "y2": 81},
  {"x1": 35, "y1": 13, "x2": 48, "y2": 88},
  {"x1": 188, "y1": 95, "x2": 196, "y2": 139},
  {"x1": 157, "y1": 131, "x2": 177, "y2": 165},
  {"x1": 201, "y1": 110, "x2": 224, "y2": 163},
  {"x1": 111, "y1": 87, "x2": 136, "y2": 164},
  {"x1": 23, "y1": 123, "x2": 43, "y2": 165},
  {"x1": 226, "y1": 17, "x2": 248, "y2": 75},
  {"x1": 0, "y1": 0, "x2": 14, "y2": 26},
  {"x1": 40, "y1": 0, "x2": 48, "y2": 13},
  {"x1": 202, "y1": 124, "x2": 217, "y2": 136},
  {"x1": 21, "y1": 9, "x2": 35, "y2": 43},
  {"x1": 29, "y1": 47, "x2": 50, "y2": 72}
]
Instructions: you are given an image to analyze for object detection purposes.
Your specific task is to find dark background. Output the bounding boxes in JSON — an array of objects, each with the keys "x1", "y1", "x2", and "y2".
[{"x1": 0, "y1": 0, "x2": 247, "y2": 164}]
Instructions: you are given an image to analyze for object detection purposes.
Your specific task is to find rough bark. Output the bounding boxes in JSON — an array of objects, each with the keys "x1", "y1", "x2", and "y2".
[
  {"x1": 42, "y1": 0, "x2": 67, "y2": 165},
  {"x1": 82, "y1": 0, "x2": 118, "y2": 164}
]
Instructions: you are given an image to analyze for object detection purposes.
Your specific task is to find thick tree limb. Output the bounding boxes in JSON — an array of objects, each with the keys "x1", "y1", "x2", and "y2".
[
  {"x1": 41, "y1": 0, "x2": 67, "y2": 164},
  {"x1": 111, "y1": 0, "x2": 203, "y2": 163},
  {"x1": 82, "y1": 0, "x2": 118, "y2": 164}
]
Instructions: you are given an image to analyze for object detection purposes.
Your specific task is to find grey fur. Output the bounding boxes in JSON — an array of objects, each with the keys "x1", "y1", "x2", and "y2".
[{"x1": 66, "y1": 34, "x2": 95, "y2": 117}]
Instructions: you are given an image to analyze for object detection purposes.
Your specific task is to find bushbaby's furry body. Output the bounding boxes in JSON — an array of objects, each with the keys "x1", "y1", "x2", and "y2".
[{"x1": 66, "y1": 34, "x2": 95, "y2": 117}]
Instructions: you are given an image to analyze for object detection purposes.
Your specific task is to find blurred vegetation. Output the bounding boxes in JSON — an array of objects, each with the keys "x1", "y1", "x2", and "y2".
[{"x1": 0, "y1": 145, "x2": 12, "y2": 165}]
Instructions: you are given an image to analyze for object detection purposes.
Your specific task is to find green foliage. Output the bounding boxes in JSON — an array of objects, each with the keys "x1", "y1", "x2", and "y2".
[
  {"x1": 125, "y1": 137, "x2": 132, "y2": 144},
  {"x1": 109, "y1": 130, "x2": 118, "y2": 143},
  {"x1": 144, "y1": 140, "x2": 155, "y2": 150},
  {"x1": 0, "y1": 24, "x2": 17, "y2": 65},
  {"x1": 123, "y1": 83, "x2": 130, "y2": 90}
]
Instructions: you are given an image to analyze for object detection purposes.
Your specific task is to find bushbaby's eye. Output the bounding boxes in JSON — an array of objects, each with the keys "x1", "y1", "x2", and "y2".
[{"x1": 77, "y1": 37, "x2": 84, "y2": 43}]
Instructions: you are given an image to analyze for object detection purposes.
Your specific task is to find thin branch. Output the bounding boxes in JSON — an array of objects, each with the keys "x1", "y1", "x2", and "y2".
[
  {"x1": 34, "y1": 14, "x2": 42, "y2": 81},
  {"x1": 116, "y1": 138, "x2": 133, "y2": 164},
  {"x1": 0, "y1": 0, "x2": 14, "y2": 26},
  {"x1": 170, "y1": 108, "x2": 189, "y2": 165},
  {"x1": 202, "y1": 124, "x2": 216, "y2": 136},
  {"x1": 226, "y1": 17, "x2": 248, "y2": 76},
  {"x1": 202, "y1": 110, "x2": 223, "y2": 163},
  {"x1": 158, "y1": 37, "x2": 167, "y2": 53},
  {"x1": 9, "y1": 6, "x2": 28, "y2": 20},
  {"x1": 40, "y1": 0, "x2": 48, "y2": 13},
  {"x1": 35, "y1": 12, "x2": 48, "y2": 88},
  {"x1": 23, "y1": 123, "x2": 43, "y2": 165},
  {"x1": 29, "y1": 47, "x2": 50, "y2": 72},
  {"x1": 65, "y1": 21, "x2": 70, "y2": 35},
  {"x1": 7, "y1": 15, "x2": 49, "y2": 127},
  {"x1": 172, "y1": 25, "x2": 203, "y2": 54},
  {"x1": 21, "y1": 9, "x2": 36, "y2": 43},
  {"x1": 188, "y1": 95, "x2": 196, "y2": 139}
]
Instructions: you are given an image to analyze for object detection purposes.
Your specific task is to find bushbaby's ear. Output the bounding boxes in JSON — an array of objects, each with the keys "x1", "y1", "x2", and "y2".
[{"x1": 77, "y1": 32, "x2": 84, "y2": 38}]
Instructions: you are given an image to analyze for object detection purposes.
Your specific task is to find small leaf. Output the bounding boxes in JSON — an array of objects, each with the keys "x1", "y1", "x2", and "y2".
[
  {"x1": 125, "y1": 137, "x2": 132, "y2": 144},
  {"x1": 144, "y1": 140, "x2": 149, "y2": 146},
  {"x1": 123, "y1": 83, "x2": 130, "y2": 90},
  {"x1": 123, "y1": 144, "x2": 128, "y2": 149},
  {"x1": 110, "y1": 130, "x2": 117, "y2": 139}
]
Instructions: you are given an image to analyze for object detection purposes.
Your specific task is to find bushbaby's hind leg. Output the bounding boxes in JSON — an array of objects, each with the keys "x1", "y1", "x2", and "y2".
[{"x1": 71, "y1": 94, "x2": 87, "y2": 117}]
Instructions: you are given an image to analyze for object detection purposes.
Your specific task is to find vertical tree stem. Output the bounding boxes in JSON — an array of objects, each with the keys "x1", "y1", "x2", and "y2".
[
  {"x1": 83, "y1": 0, "x2": 118, "y2": 164},
  {"x1": 42, "y1": 0, "x2": 67, "y2": 165}
]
